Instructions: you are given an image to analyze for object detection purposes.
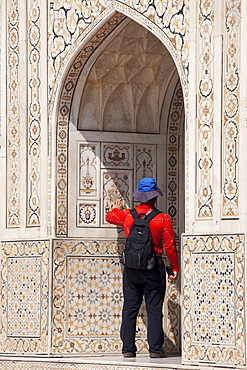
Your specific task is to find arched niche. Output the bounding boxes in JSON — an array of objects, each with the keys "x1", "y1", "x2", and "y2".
[{"x1": 53, "y1": 7, "x2": 188, "y2": 238}]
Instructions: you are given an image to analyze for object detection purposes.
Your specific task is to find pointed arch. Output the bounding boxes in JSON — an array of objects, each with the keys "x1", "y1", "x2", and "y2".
[{"x1": 51, "y1": 4, "x2": 188, "y2": 236}]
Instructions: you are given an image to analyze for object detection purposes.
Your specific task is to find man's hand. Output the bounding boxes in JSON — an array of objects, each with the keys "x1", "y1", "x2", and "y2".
[
  {"x1": 112, "y1": 199, "x2": 123, "y2": 210},
  {"x1": 168, "y1": 270, "x2": 178, "y2": 283}
]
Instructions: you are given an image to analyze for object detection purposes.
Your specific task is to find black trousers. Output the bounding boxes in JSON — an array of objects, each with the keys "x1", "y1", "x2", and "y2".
[{"x1": 120, "y1": 257, "x2": 166, "y2": 353}]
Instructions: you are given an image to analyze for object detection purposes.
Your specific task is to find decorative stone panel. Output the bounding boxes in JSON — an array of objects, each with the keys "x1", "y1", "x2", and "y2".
[
  {"x1": 182, "y1": 234, "x2": 245, "y2": 366},
  {"x1": 52, "y1": 239, "x2": 125, "y2": 354},
  {"x1": 7, "y1": 0, "x2": 21, "y2": 227},
  {"x1": 52, "y1": 239, "x2": 180, "y2": 355},
  {"x1": 222, "y1": 0, "x2": 241, "y2": 218},
  {"x1": 0, "y1": 360, "x2": 177, "y2": 370},
  {"x1": 0, "y1": 240, "x2": 50, "y2": 354}
]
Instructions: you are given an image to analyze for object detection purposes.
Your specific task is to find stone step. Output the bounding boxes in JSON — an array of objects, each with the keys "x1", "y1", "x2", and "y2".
[{"x1": 0, "y1": 355, "x2": 244, "y2": 370}]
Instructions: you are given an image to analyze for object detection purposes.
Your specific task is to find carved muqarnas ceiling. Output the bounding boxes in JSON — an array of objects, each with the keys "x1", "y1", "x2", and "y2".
[{"x1": 78, "y1": 19, "x2": 176, "y2": 133}]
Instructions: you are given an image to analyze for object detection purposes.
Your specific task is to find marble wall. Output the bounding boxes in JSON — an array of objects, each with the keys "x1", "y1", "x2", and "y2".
[{"x1": 0, "y1": 0, "x2": 246, "y2": 367}]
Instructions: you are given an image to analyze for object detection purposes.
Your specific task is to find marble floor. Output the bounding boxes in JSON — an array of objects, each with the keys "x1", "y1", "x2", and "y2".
[{"x1": 0, "y1": 355, "x2": 244, "y2": 370}]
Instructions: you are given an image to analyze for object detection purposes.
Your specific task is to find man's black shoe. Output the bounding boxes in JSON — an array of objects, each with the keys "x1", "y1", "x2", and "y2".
[
  {"x1": 150, "y1": 351, "x2": 167, "y2": 358},
  {"x1": 123, "y1": 352, "x2": 136, "y2": 358}
]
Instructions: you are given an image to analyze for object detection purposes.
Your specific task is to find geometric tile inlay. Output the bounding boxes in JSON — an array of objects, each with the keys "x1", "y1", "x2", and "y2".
[
  {"x1": 192, "y1": 253, "x2": 234, "y2": 344},
  {"x1": 53, "y1": 240, "x2": 126, "y2": 354},
  {"x1": 7, "y1": 257, "x2": 41, "y2": 337},
  {"x1": 53, "y1": 240, "x2": 179, "y2": 355},
  {"x1": 182, "y1": 234, "x2": 245, "y2": 366},
  {"x1": 0, "y1": 240, "x2": 49, "y2": 354},
  {"x1": 67, "y1": 257, "x2": 122, "y2": 337}
]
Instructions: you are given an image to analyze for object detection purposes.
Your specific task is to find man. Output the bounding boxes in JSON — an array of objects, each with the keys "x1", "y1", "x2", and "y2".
[{"x1": 106, "y1": 177, "x2": 179, "y2": 358}]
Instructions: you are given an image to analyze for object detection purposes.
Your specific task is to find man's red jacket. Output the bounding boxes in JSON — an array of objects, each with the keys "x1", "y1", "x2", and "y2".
[{"x1": 106, "y1": 202, "x2": 179, "y2": 272}]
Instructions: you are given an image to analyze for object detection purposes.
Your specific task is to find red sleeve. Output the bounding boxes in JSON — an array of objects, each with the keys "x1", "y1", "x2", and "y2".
[
  {"x1": 162, "y1": 217, "x2": 180, "y2": 272},
  {"x1": 105, "y1": 208, "x2": 129, "y2": 227}
]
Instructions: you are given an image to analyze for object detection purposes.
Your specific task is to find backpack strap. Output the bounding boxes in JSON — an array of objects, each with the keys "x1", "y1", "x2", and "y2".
[
  {"x1": 145, "y1": 209, "x2": 162, "y2": 223},
  {"x1": 130, "y1": 208, "x2": 161, "y2": 223},
  {"x1": 130, "y1": 208, "x2": 139, "y2": 220}
]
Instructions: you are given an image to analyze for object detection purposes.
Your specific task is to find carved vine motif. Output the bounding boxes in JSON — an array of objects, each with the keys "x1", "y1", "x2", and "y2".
[
  {"x1": 48, "y1": 0, "x2": 189, "y2": 98},
  {"x1": 7, "y1": 0, "x2": 20, "y2": 227},
  {"x1": 197, "y1": 0, "x2": 214, "y2": 218},
  {"x1": 222, "y1": 0, "x2": 240, "y2": 217},
  {"x1": 27, "y1": 0, "x2": 42, "y2": 226}
]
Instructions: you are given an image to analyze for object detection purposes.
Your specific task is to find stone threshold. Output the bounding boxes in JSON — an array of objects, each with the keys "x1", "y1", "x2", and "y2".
[{"x1": 0, "y1": 355, "x2": 244, "y2": 370}]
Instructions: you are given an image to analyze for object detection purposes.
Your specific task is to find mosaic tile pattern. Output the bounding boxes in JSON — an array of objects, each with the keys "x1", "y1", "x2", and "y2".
[
  {"x1": 7, "y1": 256, "x2": 41, "y2": 337},
  {"x1": 192, "y1": 253, "x2": 235, "y2": 344},
  {"x1": 67, "y1": 257, "x2": 122, "y2": 337},
  {"x1": 27, "y1": 0, "x2": 42, "y2": 226},
  {"x1": 182, "y1": 234, "x2": 245, "y2": 365},
  {"x1": 52, "y1": 240, "x2": 179, "y2": 354},
  {"x1": 222, "y1": 0, "x2": 241, "y2": 217},
  {"x1": 7, "y1": 0, "x2": 20, "y2": 227},
  {"x1": 197, "y1": 0, "x2": 214, "y2": 218},
  {"x1": 0, "y1": 240, "x2": 50, "y2": 354},
  {"x1": 52, "y1": 240, "x2": 124, "y2": 353}
]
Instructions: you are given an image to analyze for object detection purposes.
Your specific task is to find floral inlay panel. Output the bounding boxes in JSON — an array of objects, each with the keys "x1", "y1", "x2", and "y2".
[
  {"x1": 166, "y1": 80, "x2": 184, "y2": 237},
  {"x1": 27, "y1": 0, "x2": 42, "y2": 226},
  {"x1": 53, "y1": 239, "x2": 179, "y2": 354},
  {"x1": 7, "y1": 0, "x2": 20, "y2": 227},
  {"x1": 182, "y1": 234, "x2": 245, "y2": 366},
  {"x1": 0, "y1": 240, "x2": 49, "y2": 354},
  {"x1": 197, "y1": 0, "x2": 214, "y2": 218},
  {"x1": 222, "y1": 0, "x2": 241, "y2": 217}
]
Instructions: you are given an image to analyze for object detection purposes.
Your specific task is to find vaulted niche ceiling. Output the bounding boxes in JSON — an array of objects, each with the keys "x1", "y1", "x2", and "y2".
[{"x1": 77, "y1": 19, "x2": 177, "y2": 133}]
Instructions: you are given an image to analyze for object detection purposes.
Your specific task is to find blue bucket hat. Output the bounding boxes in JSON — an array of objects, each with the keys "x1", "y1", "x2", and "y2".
[{"x1": 133, "y1": 177, "x2": 163, "y2": 203}]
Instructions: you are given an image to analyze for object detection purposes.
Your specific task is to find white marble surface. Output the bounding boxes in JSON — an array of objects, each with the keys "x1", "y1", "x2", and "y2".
[{"x1": 0, "y1": 355, "x2": 244, "y2": 369}]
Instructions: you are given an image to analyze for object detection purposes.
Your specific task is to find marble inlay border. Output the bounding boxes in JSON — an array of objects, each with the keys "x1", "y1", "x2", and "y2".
[
  {"x1": 7, "y1": 0, "x2": 20, "y2": 227},
  {"x1": 27, "y1": 0, "x2": 41, "y2": 226},
  {"x1": 197, "y1": 0, "x2": 214, "y2": 218},
  {"x1": 0, "y1": 360, "x2": 178, "y2": 370},
  {"x1": 55, "y1": 12, "x2": 125, "y2": 235},
  {"x1": 222, "y1": 0, "x2": 241, "y2": 218},
  {"x1": 182, "y1": 233, "x2": 245, "y2": 366},
  {"x1": 166, "y1": 80, "x2": 184, "y2": 237},
  {"x1": 0, "y1": 240, "x2": 50, "y2": 354}
]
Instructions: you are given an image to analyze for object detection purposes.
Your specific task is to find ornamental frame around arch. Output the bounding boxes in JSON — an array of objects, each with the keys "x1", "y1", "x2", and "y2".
[{"x1": 52, "y1": 3, "x2": 189, "y2": 236}]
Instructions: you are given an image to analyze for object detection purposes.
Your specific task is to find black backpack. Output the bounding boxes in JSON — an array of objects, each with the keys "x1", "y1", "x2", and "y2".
[{"x1": 121, "y1": 208, "x2": 161, "y2": 270}]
